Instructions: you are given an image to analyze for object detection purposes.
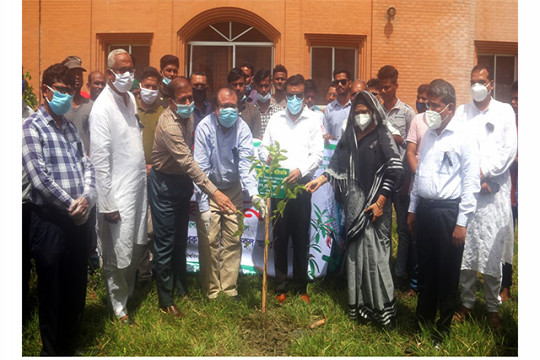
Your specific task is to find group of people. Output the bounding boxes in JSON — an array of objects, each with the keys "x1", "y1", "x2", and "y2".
[{"x1": 22, "y1": 48, "x2": 517, "y2": 355}]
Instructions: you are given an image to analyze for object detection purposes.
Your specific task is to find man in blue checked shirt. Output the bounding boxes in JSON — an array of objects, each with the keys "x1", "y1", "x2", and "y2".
[
  {"x1": 194, "y1": 87, "x2": 267, "y2": 301},
  {"x1": 22, "y1": 63, "x2": 96, "y2": 356}
]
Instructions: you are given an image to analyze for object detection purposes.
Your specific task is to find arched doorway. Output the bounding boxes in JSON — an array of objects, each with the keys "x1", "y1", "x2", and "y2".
[{"x1": 188, "y1": 21, "x2": 274, "y2": 93}]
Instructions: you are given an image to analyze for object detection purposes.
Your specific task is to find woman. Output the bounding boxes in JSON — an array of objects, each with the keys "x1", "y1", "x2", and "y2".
[{"x1": 306, "y1": 91, "x2": 403, "y2": 329}]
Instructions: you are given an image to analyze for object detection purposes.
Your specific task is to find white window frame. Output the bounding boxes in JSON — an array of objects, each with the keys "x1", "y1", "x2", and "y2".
[
  {"x1": 310, "y1": 46, "x2": 358, "y2": 81},
  {"x1": 477, "y1": 53, "x2": 518, "y2": 97}
]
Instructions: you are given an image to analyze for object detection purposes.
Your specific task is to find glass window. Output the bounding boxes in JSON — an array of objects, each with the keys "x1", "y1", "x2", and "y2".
[
  {"x1": 311, "y1": 46, "x2": 357, "y2": 104},
  {"x1": 477, "y1": 54, "x2": 517, "y2": 103}
]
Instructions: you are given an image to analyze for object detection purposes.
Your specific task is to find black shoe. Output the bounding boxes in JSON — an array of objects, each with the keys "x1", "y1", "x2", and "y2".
[
  {"x1": 383, "y1": 318, "x2": 397, "y2": 331},
  {"x1": 230, "y1": 295, "x2": 242, "y2": 303}
]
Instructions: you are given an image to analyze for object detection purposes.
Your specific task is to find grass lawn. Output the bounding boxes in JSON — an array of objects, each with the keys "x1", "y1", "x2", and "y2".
[{"x1": 22, "y1": 228, "x2": 518, "y2": 356}]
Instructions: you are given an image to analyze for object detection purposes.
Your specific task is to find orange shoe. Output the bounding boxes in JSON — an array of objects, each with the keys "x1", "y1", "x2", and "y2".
[
  {"x1": 275, "y1": 293, "x2": 286, "y2": 304},
  {"x1": 299, "y1": 294, "x2": 310, "y2": 303}
]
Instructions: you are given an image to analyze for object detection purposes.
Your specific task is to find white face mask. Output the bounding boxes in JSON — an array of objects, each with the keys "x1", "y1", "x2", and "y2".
[
  {"x1": 425, "y1": 104, "x2": 450, "y2": 130},
  {"x1": 139, "y1": 84, "x2": 158, "y2": 105},
  {"x1": 110, "y1": 69, "x2": 134, "y2": 93},
  {"x1": 470, "y1": 82, "x2": 491, "y2": 102},
  {"x1": 354, "y1": 113, "x2": 371, "y2": 131}
]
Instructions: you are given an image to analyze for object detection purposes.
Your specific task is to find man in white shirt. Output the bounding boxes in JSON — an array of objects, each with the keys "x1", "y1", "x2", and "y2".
[
  {"x1": 90, "y1": 49, "x2": 147, "y2": 325},
  {"x1": 259, "y1": 74, "x2": 323, "y2": 304},
  {"x1": 454, "y1": 64, "x2": 517, "y2": 331},
  {"x1": 407, "y1": 79, "x2": 480, "y2": 343}
]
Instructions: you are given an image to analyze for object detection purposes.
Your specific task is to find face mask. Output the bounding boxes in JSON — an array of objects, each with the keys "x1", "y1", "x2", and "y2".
[
  {"x1": 218, "y1": 108, "x2": 238, "y2": 128},
  {"x1": 286, "y1": 95, "x2": 303, "y2": 115},
  {"x1": 139, "y1": 84, "x2": 158, "y2": 105},
  {"x1": 416, "y1": 102, "x2": 428, "y2": 113},
  {"x1": 162, "y1": 76, "x2": 171, "y2": 86},
  {"x1": 257, "y1": 92, "x2": 271, "y2": 103},
  {"x1": 45, "y1": 85, "x2": 73, "y2": 115},
  {"x1": 193, "y1": 88, "x2": 206, "y2": 103},
  {"x1": 470, "y1": 82, "x2": 491, "y2": 102},
  {"x1": 174, "y1": 101, "x2": 195, "y2": 119},
  {"x1": 425, "y1": 104, "x2": 450, "y2": 130},
  {"x1": 354, "y1": 113, "x2": 372, "y2": 131},
  {"x1": 110, "y1": 70, "x2": 134, "y2": 93}
]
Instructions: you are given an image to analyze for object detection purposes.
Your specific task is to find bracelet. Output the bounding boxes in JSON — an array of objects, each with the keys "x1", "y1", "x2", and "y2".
[{"x1": 376, "y1": 201, "x2": 383, "y2": 209}]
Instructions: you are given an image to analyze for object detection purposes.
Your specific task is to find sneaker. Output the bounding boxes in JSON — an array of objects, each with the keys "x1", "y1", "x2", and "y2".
[
  {"x1": 487, "y1": 312, "x2": 503, "y2": 331},
  {"x1": 275, "y1": 293, "x2": 286, "y2": 304}
]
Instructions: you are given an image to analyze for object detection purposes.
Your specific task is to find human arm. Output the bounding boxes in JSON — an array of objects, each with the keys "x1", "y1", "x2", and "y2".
[
  {"x1": 297, "y1": 116, "x2": 324, "y2": 178},
  {"x1": 306, "y1": 174, "x2": 328, "y2": 193},
  {"x1": 457, "y1": 133, "x2": 481, "y2": 227},
  {"x1": 364, "y1": 194, "x2": 387, "y2": 222},
  {"x1": 452, "y1": 225, "x2": 467, "y2": 247}
]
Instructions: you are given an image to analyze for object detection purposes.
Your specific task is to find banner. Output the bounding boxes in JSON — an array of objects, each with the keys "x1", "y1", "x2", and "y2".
[{"x1": 186, "y1": 140, "x2": 345, "y2": 279}]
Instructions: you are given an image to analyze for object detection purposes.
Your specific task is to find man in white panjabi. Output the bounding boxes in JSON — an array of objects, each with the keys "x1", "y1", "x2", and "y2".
[
  {"x1": 90, "y1": 49, "x2": 147, "y2": 324},
  {"x1": 453, "y1": 64, "x2": 517, "y2": 331}
]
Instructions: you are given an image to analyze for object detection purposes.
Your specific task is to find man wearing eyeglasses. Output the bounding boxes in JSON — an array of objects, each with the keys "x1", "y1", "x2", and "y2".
[
  {"x1": 193, "y1": 87, "x2": 266, "y2": 301},
  {"x1": 323, "y1": 68, "x2": 352, "y2": 143},
  {"x1": 23, "y1": 63, "x2": 96, "y2": 355},
  {"x1": 89, "y1": 49, "x2": 147, "y2": 325},
  {"x1": 259, "y1": 74, "x2": 324, "y2": 304}
]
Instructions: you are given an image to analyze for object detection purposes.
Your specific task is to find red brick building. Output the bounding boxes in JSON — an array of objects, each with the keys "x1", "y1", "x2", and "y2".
[{"x1": 22, "y1": 0, "x2": 517, "y2": 107}]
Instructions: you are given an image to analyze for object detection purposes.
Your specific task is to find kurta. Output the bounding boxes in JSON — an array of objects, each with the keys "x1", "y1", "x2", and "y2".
[
  {"x1": 90, "y1": 85, "x2": 147, "y2": 269},
  {"x1": 455, "y1": 99, "x2": 517, "y2": 278}
]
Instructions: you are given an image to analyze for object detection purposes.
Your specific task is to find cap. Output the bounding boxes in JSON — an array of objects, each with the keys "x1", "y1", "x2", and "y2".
[{"x1": 62, "y1": 56, "x2": 87, "y2": 71}]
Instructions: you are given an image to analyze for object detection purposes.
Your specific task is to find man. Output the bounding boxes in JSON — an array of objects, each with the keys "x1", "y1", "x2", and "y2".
[
  {"x1": 23, "y1": 63, "x2": 96, "y2": 355},
  {"x1": 90, "y1": 49, "x2": 147, "y2": 325},
  {"x1": 194, "y1": 87, "x2": 266, "y2": 300},
  {"x1": 323, "y1": 68, "x2": 352, "y2": 143},
  {"x1": 228, "y1": 67, "x2": 261, "y2": 138},
  {"x1": 190, "y1": 71, "x2": 213, "y2": 130},
  {"x1": 259, "y1": 74, "x2": 323, "y2": 304},
  {"x1": 253, "y1": 68, "x2": 284, "y2": 136},
  {"x1": 150, "y1": 77, "x2": 236, "y2": 317},
  {"x1": 241, "y1": 63, "x2": 258, "y2": 104},
  {"x1": 304, "y1": 79, "x2": 325, "y2": 135},
  {"x1": 377, "y1": 65, "x2": 416, "y2": 291},
  {"x1": 87, "y1": 70, "x2": 106, "y2": 101},
  {"x1": 367, "y1": 77, "x2": 382, "y2": 105},
  {"x1": 407, "y1": 79, "x2": 480, "y2": 343},
  {"x1": 350, "y1": 79, "x2": 367, "y2": 98},
  {"x1": 501, "y1": 80, "x2": 518, "y2": 302},
  {"x1": 416, "y1": 84, "x2": 430, "y2": 114},
  {"x1": 157, "y1": 54, "x2": 179, "y2": 108},
  {"x1": 271, "y1": 64, "x2": 288, "y2": 107},
  {"x1": 63, "y1": 56, "x2": 92, "y2": 154},
  {"x1": 326, "y1": 83, "x2": 337, "y2": 104},
  {"x1": 136, "y1": 66, "x2": 165, "y2": 285},
  {"x1": 455, "y1": 64, "x2": 517, "y2": 331}
]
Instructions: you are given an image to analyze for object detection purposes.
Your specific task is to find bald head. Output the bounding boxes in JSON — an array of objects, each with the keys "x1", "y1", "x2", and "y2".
[
  {"x1": 168, "y1": 76, "x2": 193, "y2": 110},
  {"x1": 351, "y1": 80, "x2": 367, "y2": 97},
  {"x1": 214, "y1": 87, "x2": 238, "y2": 116},
  {"x1": 168, "y1": 76, "x2": 191, "y2": 99}
]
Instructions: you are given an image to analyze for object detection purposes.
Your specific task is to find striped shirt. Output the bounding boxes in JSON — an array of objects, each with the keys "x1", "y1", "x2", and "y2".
[
  {"x1": 22, "y1": 105, "x2": 96, "y2": 211},
  {"x1": 151, "y1": 107, "x2": 218, "y2": 195},
  {"x1": 254, "y1": 98, "x2": 283, "y2": 138}
]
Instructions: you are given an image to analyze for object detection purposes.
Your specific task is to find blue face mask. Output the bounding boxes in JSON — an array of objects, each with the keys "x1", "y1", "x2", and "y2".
[
  {"x1": 162, "y1": 76, "x2": 171, "y2": 86},
  {"x1": 46, "y1": 85, "x2": 73, "y2": 115},
  {"x1": 218, "y1": 108, "x2": 238, "y2": 128},
  {"x1": 174, "y1": 101, "x2": 194, "y2": 119},
  {"x1": 416, "y1": 101, "x2": 429, "y2": 113},
  {"x1": 286, "y1": 95, "x2": 303, "y2": 115},
  {"x1": 257, "y1": 92, "x2": 271, "y2": 103}
]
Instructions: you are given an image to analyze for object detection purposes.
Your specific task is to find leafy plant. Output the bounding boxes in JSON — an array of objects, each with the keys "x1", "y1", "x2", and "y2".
[{"x1": 23, "y1": 71, "x2": 38, "y2": 110}]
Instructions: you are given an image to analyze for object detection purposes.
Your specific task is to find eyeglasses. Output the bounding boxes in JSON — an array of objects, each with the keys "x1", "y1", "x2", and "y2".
[
  {"x1": 46, "y1": 84, "x2": 74, "y2": 96},
  {"x1": 286, "y1": 93, "x2": 304, "y2": 101},
  {"x1": 333, "y1": 79, "x2": 348, "y2": 86},
  {"x1": 192, "y1": 83, "x2": 207, "y2": 89},
  {"x1": 327, "y1": 92, "x2": 337, "y2": 99}
]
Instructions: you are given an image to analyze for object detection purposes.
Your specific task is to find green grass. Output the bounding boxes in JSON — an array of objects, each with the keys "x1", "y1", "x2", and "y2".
[{"x1": 22, "y1": 227, "x2": 518, "y2": 356}]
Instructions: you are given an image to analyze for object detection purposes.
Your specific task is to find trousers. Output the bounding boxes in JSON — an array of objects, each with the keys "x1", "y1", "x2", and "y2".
[
  {"x1": 460, "y1": 269, "x2": 502, "y2": 313},
  {"x1": 149, "y1": 168, "x2": 193, "y2": 307},
  {"x1": 415, "y1": 198, "x2": 463, "y2": 334}
]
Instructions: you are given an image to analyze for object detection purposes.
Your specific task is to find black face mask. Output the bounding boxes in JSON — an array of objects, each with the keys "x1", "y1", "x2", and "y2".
[{"x1": 193, "y1": 88, "x2": 206, "y2": 103}]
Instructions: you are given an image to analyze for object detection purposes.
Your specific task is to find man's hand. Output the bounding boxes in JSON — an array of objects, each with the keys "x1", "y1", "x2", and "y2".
[
  {"x1": 199, "y1": 210, "x2": 212, "y2": 234},
  {"x1": 212, "y1": 190, "x2": 236, "y2": 214},
  {"x1": 407, "y1": 212, "x2": 416, "y2": 235},
  {"x1": 452, "y1": 225, "x2": 467, "y2": 247},
  {"x1": 284, "y1": 168, "x2": 301, "y2": 184},
  {"x1": 104, "y1": 211, "x2": 121, "y2": 224},
  {"x1": 480, "y1": 181, "x2": 492, "y2": 194},
  {"x1": 146, "y1": 164, "x2": 152, "y2": 176},
  {"x1": 69, "y1": 197, "x2": 90, "y2": 225},
  {"x1": 306, "y1": 175, "x2": 327, "y2": 193},
  {"x1": 251, "y1": 195, "x2": 267, "y2": 219},
  {"x1": 323, "y1": 133, "x2": 335, "y2": 145}
]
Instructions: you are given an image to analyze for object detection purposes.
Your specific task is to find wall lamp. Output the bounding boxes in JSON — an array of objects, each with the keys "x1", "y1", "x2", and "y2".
[{"x1": 387, "y1": 7, "x2": 396, "y2": 21}]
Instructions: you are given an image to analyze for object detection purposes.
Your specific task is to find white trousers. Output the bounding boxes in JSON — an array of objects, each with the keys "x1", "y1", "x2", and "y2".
[
  {"x1": 103, "y1": 244, "x2": 144, "y2": 318},
  {"x1": 459, "y1": 269, "x2": 502, "y2": 313}
]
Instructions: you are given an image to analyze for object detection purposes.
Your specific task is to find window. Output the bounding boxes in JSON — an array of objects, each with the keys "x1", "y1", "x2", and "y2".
[
  {"x1": 311, "y1": 46, "x2": 357, "y2": 104},
  {"x1": 108, "y1": 44, "x2": 150, "y2": 82},
  {"x1": 477, "y1": 54, "x2": 517, "y2": 103},
  {"x1": 188, "y1": 22, "x2": 274, "y2": 94}
]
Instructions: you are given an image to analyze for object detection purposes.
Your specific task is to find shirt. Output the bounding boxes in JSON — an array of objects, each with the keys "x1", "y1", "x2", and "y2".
[
  {"x1": 239, "y1": 100, "x2": 262, "y2": 139},
  {"x1": 406, "y1": 112, "x2": 429, "y2": 158},
  {"x1": 323, "y1": 98, "x2": 351, "y2": 140},
  {"x1": 254, "y1": 98, "x2": 283, "y2": 137},
  {"x1": 152, "y1": 107, "x2": 217, "y2": 195},
  {"x1": 259, "y1": 106, "x2": 324, "y2": 179},
  {"x1": 64, "y1": 98, "x2": 94, "y2": 154},
  {"x1": 384, "y1": 98, "x2": 415, "y2": 150},
  {"x1": 22, "y1": 105, "x2": 96, "y2": 211},
  {"x1": 408, "y1": 117, "x2": 480, "y2": 227},
  {"x1": 194, "y1": 113, "x2": 259, "y2": 212},
  {"x1": 137, "y1": 98, "x2": 164, "y2": 164},
  {"x1": 193, "y1": 99, "x2": 213, "y2": 130},
  {"x1": 22, "y1": 102, "x2": 35, "y2": 203}
]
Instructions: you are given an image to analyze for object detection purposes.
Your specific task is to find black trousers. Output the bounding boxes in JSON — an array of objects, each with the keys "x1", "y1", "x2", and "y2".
[
  {"x1": 22, "y1": 202, "x2": 32, "y2": 324},
  {"x1": 29, "y1": 204, "x2": 90, "y2": 356},
  {"x1": 415, "y1": 198, "x2": 463, "y2": 335},
  {"x1": 148, "y1": 168, "x2": 193, "y2": 307},
  {"x1": 271, "y1": 189, "x2": 312, "y2": 294},
  {"x1": 501, "y1": 205, "x2": 518, "y2": 289}
]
